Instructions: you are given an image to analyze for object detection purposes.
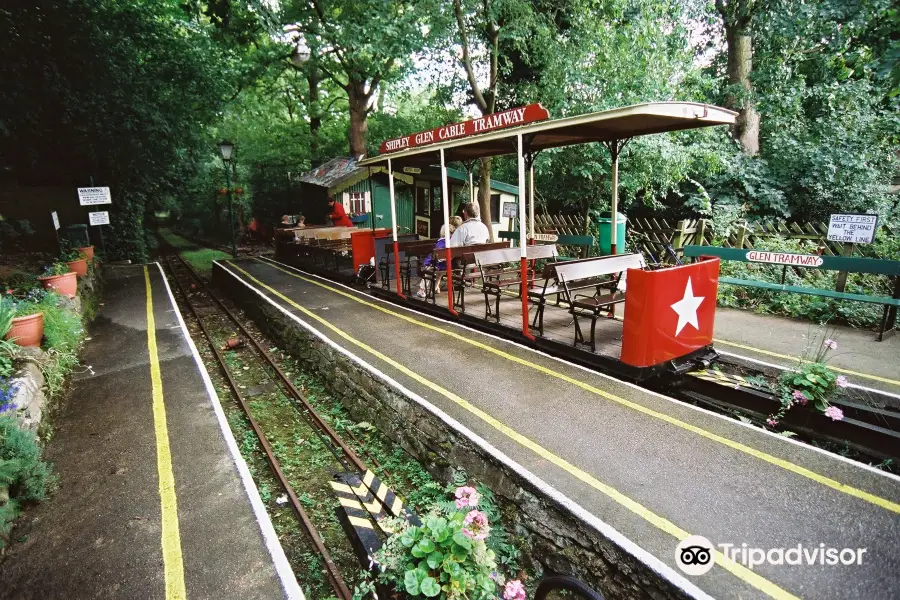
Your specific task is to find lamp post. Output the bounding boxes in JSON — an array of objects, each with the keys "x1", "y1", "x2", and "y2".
[{"x1": 218, "y1": 140, "x2": 237, "y2": 257}]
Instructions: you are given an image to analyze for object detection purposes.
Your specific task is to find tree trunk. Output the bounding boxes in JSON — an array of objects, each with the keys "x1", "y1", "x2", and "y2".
[
  {"x1": 477, "y1": 157, "x2": 494, "y2": 241},
  {"x1": 724, "y1": 25, "x2": 760, "y2": 155},
  {"x1": 307, "y1": 68, "x2": 321, "y2": 157},
  {"x1": 347, "y1": 80, "x2": 369, "y2": 158}
]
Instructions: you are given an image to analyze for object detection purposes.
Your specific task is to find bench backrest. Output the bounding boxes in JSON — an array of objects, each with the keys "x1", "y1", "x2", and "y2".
[
  {"x1": 554, "y1": 253, "x2": 645, "y2": 284},
  {"x1": 450, "y1": 242, "x2": 510, "y2": 263},
  {"x1": 474, "y1": 246, "x2": 521, "y2": 267},
  {"x1": 683, "y1": 245, "x2": 900, "y2": 277}
]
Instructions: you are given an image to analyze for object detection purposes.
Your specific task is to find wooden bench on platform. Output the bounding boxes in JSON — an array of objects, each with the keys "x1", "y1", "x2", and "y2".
[
  {"x1": 423, "y1": 242, "x2": 510, "y2": 310},
  {"x1": 474, "y1": 245, "x2": 559, "y2": 322},
  {"x1": 378, "y1": 238, "x2": 434, "y2": 293},
  {"x1": 530, "y1": 253, "x2": 646, "y2": 351}
]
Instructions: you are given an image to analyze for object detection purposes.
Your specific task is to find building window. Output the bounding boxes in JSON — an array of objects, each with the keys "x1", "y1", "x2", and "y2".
[{"x1": 490, "y1": 194, "x2": 501, "y2": 223}]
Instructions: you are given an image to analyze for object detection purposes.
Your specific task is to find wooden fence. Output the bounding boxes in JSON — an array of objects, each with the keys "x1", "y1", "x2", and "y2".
[{"x1": 534, "y1": 213, "x2": 892, "y2": 262}]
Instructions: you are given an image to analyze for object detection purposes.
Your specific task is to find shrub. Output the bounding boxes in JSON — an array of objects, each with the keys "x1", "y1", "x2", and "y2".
[
  {"x1": 0, "y1": 414, "x2": 52, "y2": 546},
  {"x1": 362, "y1": 485, "x2": 523, "y2": 600},
  {"x1": 41, "y1": 262, "x2": 70, "y2": 277}
]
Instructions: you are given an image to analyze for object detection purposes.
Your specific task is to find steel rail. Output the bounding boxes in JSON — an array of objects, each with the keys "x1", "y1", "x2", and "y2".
[
  {"x1": 169, "y1": 251, "x2": 380, "y2": 473},
  {"x1": 161, "y1": 253, "x2": 354, "y2": 600}
]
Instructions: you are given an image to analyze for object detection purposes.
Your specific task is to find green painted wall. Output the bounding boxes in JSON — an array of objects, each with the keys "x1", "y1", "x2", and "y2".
[{"x1": 343, "y1": 177, "x2": 414, "y2": 233}]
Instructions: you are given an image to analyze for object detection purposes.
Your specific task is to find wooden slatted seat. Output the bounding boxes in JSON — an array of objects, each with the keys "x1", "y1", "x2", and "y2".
[{"x1": 475, "y1": 245, "x2": 559, "y2": 321}]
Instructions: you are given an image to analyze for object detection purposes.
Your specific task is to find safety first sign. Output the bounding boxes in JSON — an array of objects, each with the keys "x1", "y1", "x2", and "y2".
[
  {"x1": 620, "y1": 258, "x2": 720, "y2": 367},
  {"x1": 827, "y1": 213, "x2": 877, "y2": 244}
]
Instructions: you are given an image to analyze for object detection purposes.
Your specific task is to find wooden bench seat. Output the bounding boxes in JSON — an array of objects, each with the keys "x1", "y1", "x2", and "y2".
[
  {"x1": 422, "y1": 242, "x2": 510, "y2": 310},
  {"x1": 531, "y1": 253, "x2": 646, "y2": 351},
  {"x1": 475, "y1": 245, "x2": 559, "y2": 322}
]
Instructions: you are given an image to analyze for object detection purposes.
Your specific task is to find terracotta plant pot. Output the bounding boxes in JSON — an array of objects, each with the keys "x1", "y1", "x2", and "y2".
[
  {"x1": 79, "y1": 246, "x2": 94, "y2": 262},
  {"x1": 5, "y1": 313, "x2": 44, "y2": 348},
  {"x1": 66, "y1": 258, "x2": 88, "y2": 277},
  {"x1": 38, "y1": 271, "x2": 77, "y2": 298}
]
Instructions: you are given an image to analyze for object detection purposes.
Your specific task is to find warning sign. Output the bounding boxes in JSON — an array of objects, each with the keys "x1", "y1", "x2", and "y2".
[
  {"x1": 77, "y1": 187, "x2": 112, "y2": 206},
  {"x1": 827, "y1": 213, "x2": 877, "y2": 244}
]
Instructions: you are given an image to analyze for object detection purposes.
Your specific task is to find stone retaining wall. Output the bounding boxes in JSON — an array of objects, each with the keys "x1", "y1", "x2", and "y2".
[
  {"x1": 215, "y1": 262, "x2": 693, "y2": 600},
  {"x1": 7, "y1": 263, "x2": 102, "y2": 433}
]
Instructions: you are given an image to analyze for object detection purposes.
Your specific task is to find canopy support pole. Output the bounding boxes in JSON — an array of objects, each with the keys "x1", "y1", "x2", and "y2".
[
  {"x1": 440, "y1": 149, "x2": 458, "y2": 316},
  {"x1": 387, "y1": 158, "x2": 404, "y2": 298},
  {"x1": 603, "y1": 139, "x2": 629, "y2": 255},
  {"x1": 518, "y1": 134, "x2": 534, "y2": 340},
  {"x1": 528, "y1": 159, "x2": 535, "y2": 239}
]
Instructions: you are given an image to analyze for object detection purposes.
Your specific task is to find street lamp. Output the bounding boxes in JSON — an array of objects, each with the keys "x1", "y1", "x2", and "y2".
[{"x1": 218, "y1": 140, "x2": 237, "y2": 258}]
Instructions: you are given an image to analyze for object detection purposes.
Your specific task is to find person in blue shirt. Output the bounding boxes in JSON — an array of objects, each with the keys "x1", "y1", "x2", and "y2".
[{"x1": 416, "y1": 219, "x2": 460, "y2": 298}]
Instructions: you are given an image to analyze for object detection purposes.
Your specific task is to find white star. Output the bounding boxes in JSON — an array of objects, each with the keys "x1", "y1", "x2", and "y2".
[{"x1": 670, "y1": 277, "x2": 705, "y2": 336}]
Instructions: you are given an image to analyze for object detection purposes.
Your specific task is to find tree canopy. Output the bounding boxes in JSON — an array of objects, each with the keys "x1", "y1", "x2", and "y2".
[{"x1": 1, "y1": 0, "x2": 896, "y2": 258}]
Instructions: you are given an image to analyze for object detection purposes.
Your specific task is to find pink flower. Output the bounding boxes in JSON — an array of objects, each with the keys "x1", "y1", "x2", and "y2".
[
  {"x1": 766, "y1": 417, "x2": 778, "y2": 427},
  {"x1": 462, "y1": 509, "x2": 490, "y2": 541},
  {"x1": 454, "y1": 485, "x2": 479, "y2": 509},
  {"x1": 504, "y1": 580, "x2": 526, "y2": 600},
  {"x1": 836, "y1": 375, "x2": 848, "y2": 388},
  {"x1": 824, "y1": 339, "x2": 837, "y2": 350},
  {"x1": 792, "y1": 390, "x2": 808, "y2": 405},
  {"x1": 824, "y1": 406, "x2": 844, "y2": 421}
]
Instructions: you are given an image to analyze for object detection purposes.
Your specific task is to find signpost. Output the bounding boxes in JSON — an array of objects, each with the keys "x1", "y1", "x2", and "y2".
[
  {"x1": 77, "y1": 187, "x2": 112, "y2": 206},
  {"x1": 827, "y1": 213, "x2": 877, "y2": 291},
  {"x1": 529, "y1": 233, "x2": 558, "y2": 242},
  {"x1": 746, "y1": 250, "x2": 824, "y2": 267},
  {"x1": 50, "y1": 211, "x2": 62, "y2": 253},
  {"x1": 88, "y1": 210, "x2": 109, "y2": 256},
  {"x1": 827, "y1": 213, "x2": 877, "y2": 244},
  {"x1": 379, "y1": 104, "x2": 550, "y2": 155},
  {"x1": 502, "y1": 201, "x2": 518, "y2": 233},
  {"x1": 89, "y1": 211, "x2": 110, "y2": 226}
]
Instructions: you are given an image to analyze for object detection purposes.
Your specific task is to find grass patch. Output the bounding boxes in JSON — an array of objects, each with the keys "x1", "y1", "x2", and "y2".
[{"x1": 181, "y1": 248, "x2": 232, "y2": 277}]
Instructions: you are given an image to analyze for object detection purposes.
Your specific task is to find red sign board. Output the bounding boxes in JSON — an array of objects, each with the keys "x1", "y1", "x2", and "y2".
[
  {"x1": 379, "y1": 104, "x2": 550, "y2": 155},
  {"x1": 620, "y1": 258, "x2": 720, "y2": 368}
]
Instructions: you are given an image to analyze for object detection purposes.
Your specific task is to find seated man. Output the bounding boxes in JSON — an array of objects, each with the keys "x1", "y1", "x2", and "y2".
[{"x1": 449, "y1": 202, "x2": 490, "y2": 246}]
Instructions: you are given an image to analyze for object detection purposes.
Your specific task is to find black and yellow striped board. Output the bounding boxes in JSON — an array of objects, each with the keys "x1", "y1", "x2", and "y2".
[
  {"x1": 330, "y1": 475, "x2": 383, "y2": 565},
  {"x1": 357, "y1": 469, "x2": 421, "y2": 527}
]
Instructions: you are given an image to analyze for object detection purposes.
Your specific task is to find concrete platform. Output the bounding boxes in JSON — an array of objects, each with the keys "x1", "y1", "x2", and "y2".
[
  {"x1": 219, "y1": 256, "x2": 900, "y2": 600},
  {"x1": 0, "y1": 264, "x2": 302, "y2": 600}
]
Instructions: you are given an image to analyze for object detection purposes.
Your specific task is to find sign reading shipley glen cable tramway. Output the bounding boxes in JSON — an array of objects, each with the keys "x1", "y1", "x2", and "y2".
[
  {"x1": 379, "y1": 104, "x2": 550, "y2": 154},
  {"x1": 746, "y1": 250, "x2": 824, "y2": 267}
]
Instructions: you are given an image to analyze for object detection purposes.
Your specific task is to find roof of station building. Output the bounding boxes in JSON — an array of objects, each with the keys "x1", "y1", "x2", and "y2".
[{"x1": 358, "y1": 101, "x2": 736, "y2": 168}]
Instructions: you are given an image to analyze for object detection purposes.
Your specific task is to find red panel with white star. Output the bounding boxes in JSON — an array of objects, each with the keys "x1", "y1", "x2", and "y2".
[{"x1": 620, "y1": 258, "x2": 720, "y2": 367}]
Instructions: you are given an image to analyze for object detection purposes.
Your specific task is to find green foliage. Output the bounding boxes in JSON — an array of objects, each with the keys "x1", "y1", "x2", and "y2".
[
  {"x1": 370, "y1": 498, "x2": 503, "y2": 600},
  {"x1": 41, "y1": 263, "x2": 70, "y2": 277},
  {"x1": 0, "y1": 414, "x2": 53, "y2": 547},
  {"x1": 0, "y1": 296, "x2": 14, "y2": 338},
  {"x1": 716, "y1": 236, "x2": 893, "y2": 329}
]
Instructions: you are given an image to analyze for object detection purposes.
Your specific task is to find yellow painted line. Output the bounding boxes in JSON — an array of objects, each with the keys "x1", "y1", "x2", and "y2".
[
  {"x1": 390, "y1": 497, "x2": 404, "y2": 515},
  {"x1": 226, "y1": 261, "x2": 795, "y2": 600},
  {"x1": 375, "y1": 483, "x2": 389, "y2": 502},
  {"x1": 363, "y1": 470, "x2": 376, "y2": 487},
  {"x1": 330, "y1": 481, "x2": 354, "y2": 494},
  {"x1": 714, "y1": 338, "x2": 900, "y2": 388},
  {"x1": 144, "y1": 267, "x2": 187, "y2": 600},
  {"x1": 349, "y1": 516, "x2": 375, "y2": 529},
  {"x1": 249, "y1": 259, "x2": 900, "y2": 516},
  {"x1": 337, "y1": 497, "x2": 364, "y2": 510}
]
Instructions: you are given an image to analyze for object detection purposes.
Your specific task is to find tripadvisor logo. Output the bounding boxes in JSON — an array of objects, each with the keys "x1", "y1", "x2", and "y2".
[{"x1": 675, "y1": 536, "x2": 868, "y2": 576}]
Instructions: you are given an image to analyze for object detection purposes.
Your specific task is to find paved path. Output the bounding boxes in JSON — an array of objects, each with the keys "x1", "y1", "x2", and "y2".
[
  {"x1": 219, "y1": 256, "x2": 900, "y2": 600},
  {"x1": 713, "y1": 308, "x2": 900, "y2": 395},
  {"x1": 0, "y1": 264, "x2": 302, "y2": 600}
]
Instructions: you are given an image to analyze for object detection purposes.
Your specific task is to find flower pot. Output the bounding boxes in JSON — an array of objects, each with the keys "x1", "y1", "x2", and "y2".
[
  {"x1": 38, "y1": 271, "x2": 77, "y2": 298},
  {"x1": 6, "y1": 313, "x2": 44, "y2": 348},
  {"x1": 79, "y1": 246, "x2": 94, "y2": 262},
  {"x1": 66, "y1": 258, "x2": 88, "y2": 277}
]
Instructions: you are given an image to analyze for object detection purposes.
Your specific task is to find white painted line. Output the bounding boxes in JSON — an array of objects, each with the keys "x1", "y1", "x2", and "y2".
[
  {"x1": 718, "y1": 350, "x2": 900, "y2": 401},
  {"x1": 255, "y1": 255, "x2": 900, "y2": 484},
  {"x1": 153, "y1": 262, "x2": 304, "y2": 600},
  {"x1": 217, "y1": 260, "x2": 716, "y2": 600}
]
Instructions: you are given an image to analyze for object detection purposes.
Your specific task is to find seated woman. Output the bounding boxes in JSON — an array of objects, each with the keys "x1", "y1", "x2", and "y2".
[{"x1": 416, "y1": 218, "x2": 461, "y2": 298}]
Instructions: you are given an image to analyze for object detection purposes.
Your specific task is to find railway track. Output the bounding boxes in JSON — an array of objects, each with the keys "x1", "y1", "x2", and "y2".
[{"x1": 161, "y1": 246, "x2": 369, "y2": 600}]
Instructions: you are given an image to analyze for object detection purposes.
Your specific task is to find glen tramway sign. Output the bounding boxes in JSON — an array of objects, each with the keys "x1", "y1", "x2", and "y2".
[
  {"x1": 746, "y1": 250, "x2": 823, "y2": 267},
  {"x1": 379, "y1": 104, "x2": 550, "y2": 155}
]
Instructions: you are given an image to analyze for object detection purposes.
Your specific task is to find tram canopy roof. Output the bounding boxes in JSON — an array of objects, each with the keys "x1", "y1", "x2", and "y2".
[{"x1": 358, "y1": 101, "x2": 736, "y2": 168}]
